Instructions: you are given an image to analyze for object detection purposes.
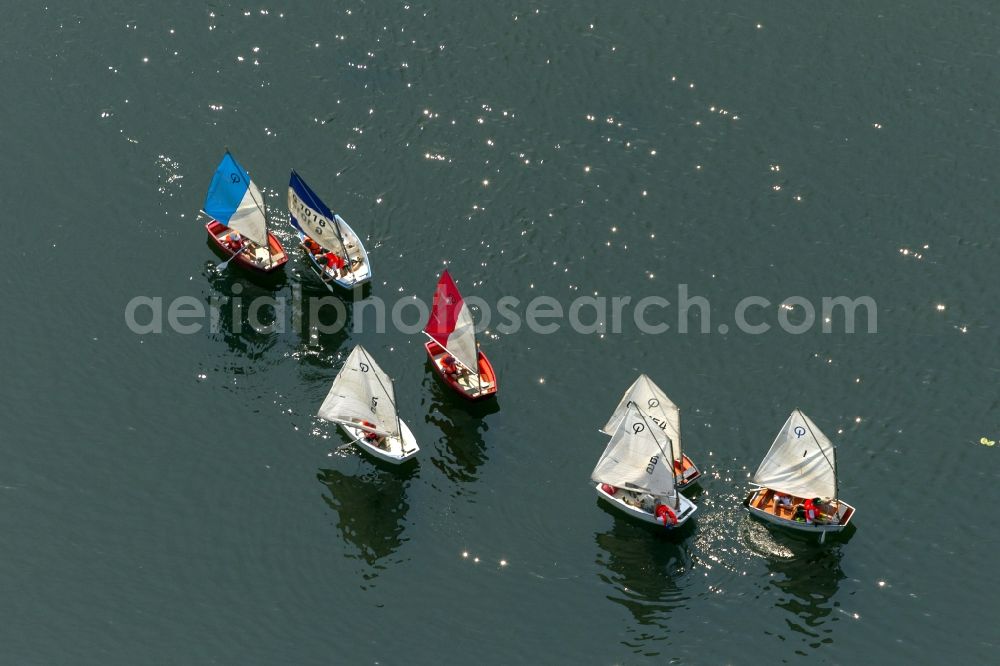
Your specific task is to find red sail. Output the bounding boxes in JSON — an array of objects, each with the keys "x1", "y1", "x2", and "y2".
[{"x1": 424, "y1": 269, "x2": 463, "y2": 347}]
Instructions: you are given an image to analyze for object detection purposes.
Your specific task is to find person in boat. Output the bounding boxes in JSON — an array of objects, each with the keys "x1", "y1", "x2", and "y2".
[
  {"x1": 227, "y1": 231, "x2": 264, "y2": 263},
  {"x1": 360, "y1": 421, "x2": 387, "y2": 450},
  {"x1": 303, "y1": 237, "x2": 323, "y2": 255},
  {"x1": 792, "y1": 503, "x2": 807, "y2": 522},
  {"x1": 804, "y1": 497, "x2": 829, "y2": 524},
  {"x1": 321, "y1": 251, "x2": 347, "y2": 280},
  {"x1": 815, "y1": 497, "x2": 836, "y2": 520},
  {"x1": 441, "y1": 355, "x2": 461, "y2": 378},
  {"x1": 225, "y1": 231, "x2": 244, "y2": 252},
  {"x1": 773, "y1": 493, "x2": 793, "y2": 511},
  {"x1": 655, "y1": 503, "x2": 677, "y2": 528}
]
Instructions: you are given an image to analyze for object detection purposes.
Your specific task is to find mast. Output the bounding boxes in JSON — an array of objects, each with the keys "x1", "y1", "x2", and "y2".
[
  {"x1": 241, "y1": 158, "x2": 273, "y2": 268},
  {"x1": 800, "y1": 410, "x2": 836, "y2": 498},
  {"x1": 392, "y1": 377, "x2": 402, "y2": 444},
  {"x1": 332, "y1": 215, "x2": 355, "y2": 284},
  {"x1": 668, "y1": 434, "x2": 679, "y2": 510},
  {"x1": 462, "y1": 277, "x2": 481, "y2": 392},
  {"x1": 833, "y1": 440, "x2": 839, "y2": 504},
  {"x1": 262, "y1": 193, "x2": 274, "y2": 268},
  {"x1": 475, "y1": 340, "x2": 482, "y2": 393},
  {"x1": 466, "y1": 277, "x2": 482, "y2": 392},
  {"x1": 676, "y1": 405, "x2": 682, "y2": 464},
  {"x1": 360, "y1": 347, "x2": 400, "y2": 438}
]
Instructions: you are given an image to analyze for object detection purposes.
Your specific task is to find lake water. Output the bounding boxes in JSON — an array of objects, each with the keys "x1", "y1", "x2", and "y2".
[{"x1": 3, "y1": 2, "x2": 999, "y2": 663}]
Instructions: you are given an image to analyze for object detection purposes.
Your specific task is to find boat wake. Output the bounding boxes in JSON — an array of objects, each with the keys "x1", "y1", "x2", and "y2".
[{"x1": 741, "y1": 518, "x2": 795, "y2": 560}]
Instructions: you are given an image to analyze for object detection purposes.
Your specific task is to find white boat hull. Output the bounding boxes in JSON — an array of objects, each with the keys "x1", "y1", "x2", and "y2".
[
  {"x1": 744, "y1": 487, "x2": 854, "y2": 535},
  {"x1": 339, "y1": 419, "x2": 419, "y2": 464},
  {"x1": 595, "y1": 483, "x2": 697, "y2": 528},
  {"x1": 297, "y1": 223, "x2": 371, "y2": 291}
]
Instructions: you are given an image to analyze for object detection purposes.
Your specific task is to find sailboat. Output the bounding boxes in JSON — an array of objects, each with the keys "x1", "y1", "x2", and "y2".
[
  {"x1": 317, "y1": 345, "x2": 419, "y2": 464},
  {"x1": 202, "y1": 151, "x2": 287, "y2": 272},
  {"x1": 744, "y1": 409, "x2": 856, "y2": 542},
  {"x1": 423, "y1": 270, "x2": 498, "y2": 400},
  {"x1": 600, "y1": 375, "x2": 701, "y2": 491},
  {"x1": 593, "y1": 403, "x2": 697, "y2": 528},
  {"x1": 287, "y1": 170, "x2": 371, "y2": 291}
]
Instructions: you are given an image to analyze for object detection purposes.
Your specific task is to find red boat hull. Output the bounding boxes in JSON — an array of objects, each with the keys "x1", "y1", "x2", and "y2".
[
  {"x1": 205, "y1": 220, "x2": 287, "y2": 273},
  {"x1": 425, "y1": 340, "x2": 498, "y2": 400}
]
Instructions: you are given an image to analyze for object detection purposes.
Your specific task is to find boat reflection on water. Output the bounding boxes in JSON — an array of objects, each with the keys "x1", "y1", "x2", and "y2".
[
  {"x1": 745, "y1": 518, "x2": 856, "y2": 652},
  {"x1": 204, "y1": 271, "x2": 291, "y2": 359},
  {"x1": 206, "y1": 265, "x2": 369, "y2": 358},
  {"x1": 765, "y1": 544, "x2": 848, "y2": 650},
  {"x1": 316, "y1": 466, "x2": 414, "y2": 585},
  {"x1": 594, "y1": 508, "x2": 694, "y2": 629},
  {"x1": 289, "y1": 281, "x2": 353, "y2": 366},
  {"x1": 422, "y1": 366, "x2": 499, "y2": 485}
]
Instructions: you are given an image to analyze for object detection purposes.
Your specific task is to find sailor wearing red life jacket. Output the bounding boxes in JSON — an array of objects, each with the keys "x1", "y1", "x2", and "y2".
[
  {"x1": 655, "y1": 503, "x2": 678, "y2": 528},
  {"x1": 360, "y1": 421, "x2": 377, "y2": 440},
  {"x1": 441, "y1": 355, "x2": 459, "y2": 377},
  {"x1": 319, "y1": 251, "x2": 346, "y2": 281},
  {"x1": 226, "y1": 232, "x2": 243, "y2": 252},
  {"x1": 324, "y1": 252, "x2": 345, "y2": 270},
  {"x1": 804, "y1": 498, "x2": 821, "y2": 523},
  {"x1": 360, "y1": 420, "x2": 381, "y2": 444},
  {"x1": 303, "y1": 237, "x2": 323, "y2": 254}
]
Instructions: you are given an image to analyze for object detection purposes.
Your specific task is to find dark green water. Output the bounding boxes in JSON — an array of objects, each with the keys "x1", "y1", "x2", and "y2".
[{"x1": 4, "y1": 2, "x2": 999, "y2": 663}]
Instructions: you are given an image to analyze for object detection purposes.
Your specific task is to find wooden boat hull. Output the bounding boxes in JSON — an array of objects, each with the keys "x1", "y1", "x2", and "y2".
[
  {"x1": 595, "y1": 483, "x2": 697, "y2": 528},
  {"x1": 424, "y1": 340, "x2": 498, "y2": 400},
  {"x1": 206, "y1": 220, "x2": 287, "y2": 273},
  {"x1": 296, "y1": 227, "x2": 371, "y2": 291},
  {"x1": 674, "y1": 454, "x2": 701, "y2": 491},
  {"x1": 338, "y1": 419, "x2": 419, "y2": 464},
  {"x1": 744, "y1": 487, "x2": 855, "y2": 534}
]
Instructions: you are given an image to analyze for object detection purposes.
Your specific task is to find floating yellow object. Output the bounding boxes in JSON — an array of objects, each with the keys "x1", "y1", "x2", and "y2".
[{"x1": 980, "y1": 437, "x2": 996, "y2": 447}]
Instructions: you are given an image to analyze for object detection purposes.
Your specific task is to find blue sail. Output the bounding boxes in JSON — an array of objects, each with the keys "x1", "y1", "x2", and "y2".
[
  {"x1": 204, "y1": 152, "x2": 268, "y2": 244},
  {"x1": 287, "y1": 170, "x2": 342, "y2": 253},
  {"x1": 205, "y1": 152, "x2": 250, "y2": 224},
  {"x1": 289, "y1": 171, "x2": 334, "y2": 222}
]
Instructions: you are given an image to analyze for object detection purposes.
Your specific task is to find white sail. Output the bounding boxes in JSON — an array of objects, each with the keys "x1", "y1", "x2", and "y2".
[
  {"x1": 226, "y1": 178, "x2": 269, "y2": 246},
  {"x1": 448, "y1": 303, "x2": 478, "y2": 371},
  {"x1": 317, "y1": 346, "x2": 399, "y2": 437},
  {"x1": 601, "y1": 374, "x2": 682, "y2": 461},
  {"x1": 752, "y1": 409, "x2": 836, "y2": 499},
  {"x1": 591, "y1": 405, "x2": 676, "y2": 497}
]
